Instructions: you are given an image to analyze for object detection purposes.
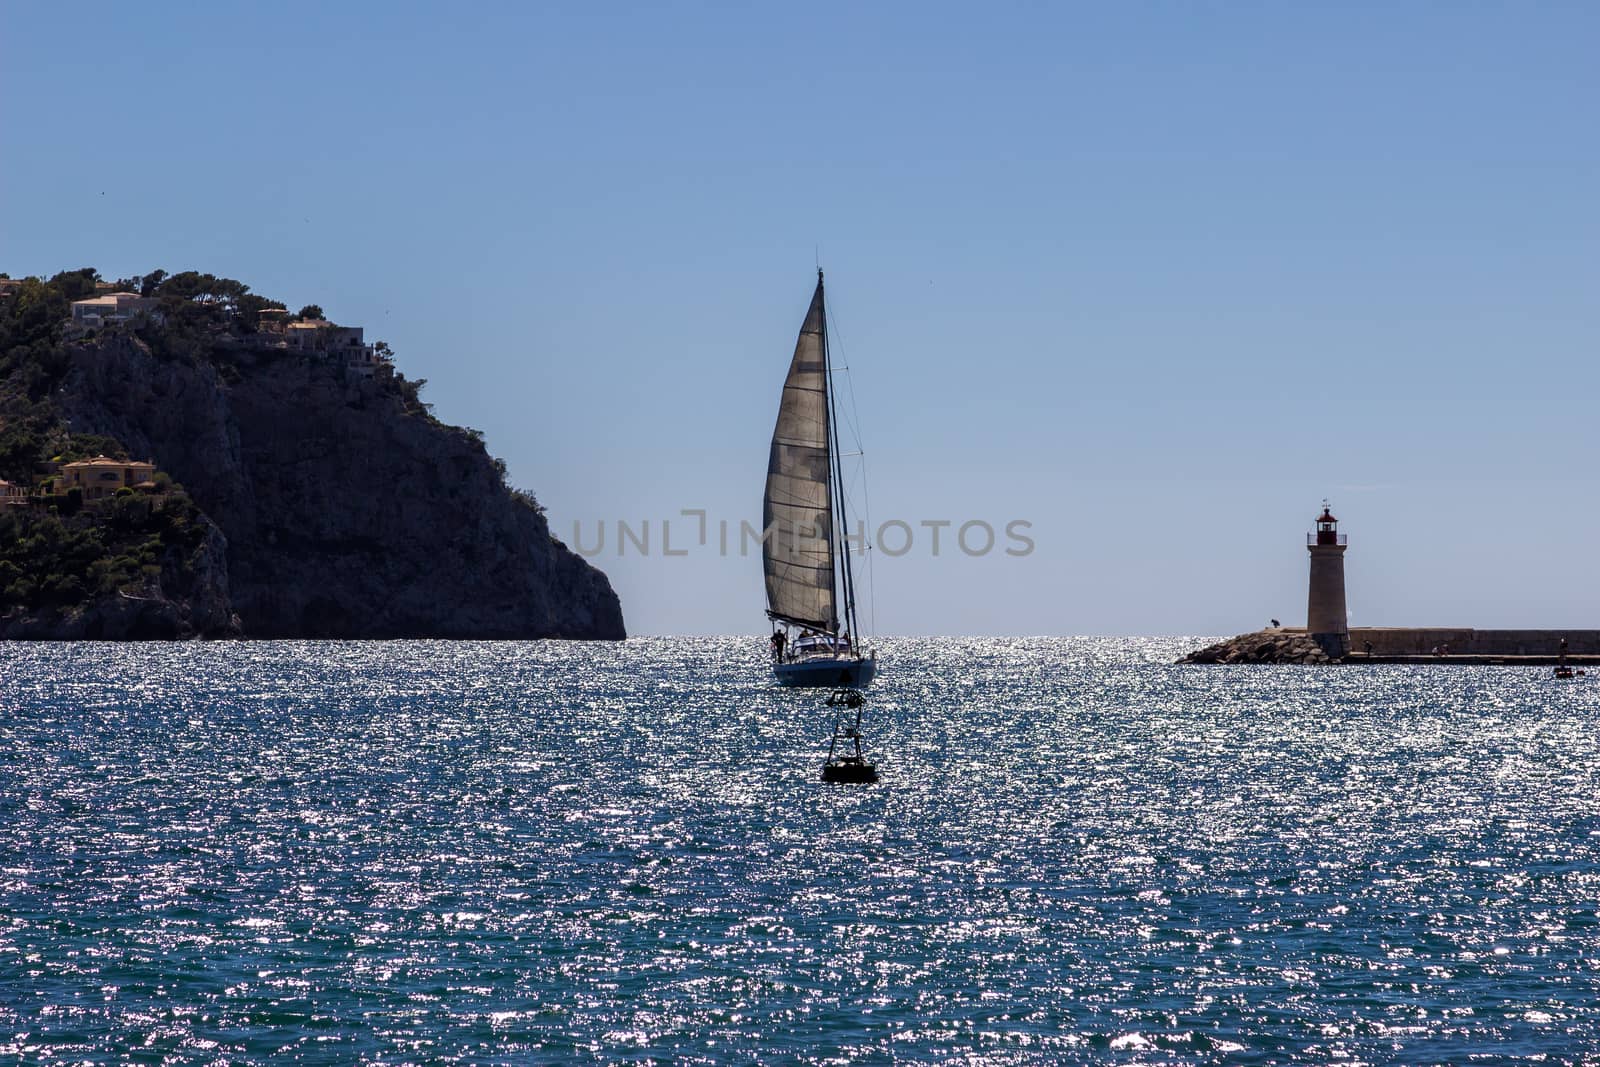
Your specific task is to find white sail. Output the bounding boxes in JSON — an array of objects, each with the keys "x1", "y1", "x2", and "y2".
[{"x1": 763, "y1": 278, "x2": 836, "y2": 633}]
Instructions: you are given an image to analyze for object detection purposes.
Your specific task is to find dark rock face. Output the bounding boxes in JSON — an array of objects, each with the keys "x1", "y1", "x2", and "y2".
[
  {"x1": 57, "y1": 335, "x2": 624, "y2": 639},
  {"x1": 1180, "y1": 630, "x2": 1334, "y2": 665},
  {"x1": 1, "y1": 518, "x2": 239, "y2": 640}
]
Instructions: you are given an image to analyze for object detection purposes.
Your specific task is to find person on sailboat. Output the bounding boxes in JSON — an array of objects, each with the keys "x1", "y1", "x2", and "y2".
[{"x1": 770, "y1": 630, "x2": 787, "y2": 663}]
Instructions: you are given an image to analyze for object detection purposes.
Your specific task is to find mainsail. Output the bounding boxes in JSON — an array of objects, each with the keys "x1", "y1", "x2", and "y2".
[{"x1": 763, "y1": 276, "x2": 837, "y2": 633}]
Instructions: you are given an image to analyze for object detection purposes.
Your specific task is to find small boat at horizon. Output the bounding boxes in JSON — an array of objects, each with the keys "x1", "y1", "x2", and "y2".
[
  {"x1": 761, "y1": 270, "x2": 877, "y2": 688},
  {"x1": 1555, "y1": 639, "x2": 1583, "y2": 679}
]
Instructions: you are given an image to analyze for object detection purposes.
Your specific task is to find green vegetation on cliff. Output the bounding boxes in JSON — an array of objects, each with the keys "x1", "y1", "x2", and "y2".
[{"x1": 0, "y1": 491, "x2": 210, "y2": 612}]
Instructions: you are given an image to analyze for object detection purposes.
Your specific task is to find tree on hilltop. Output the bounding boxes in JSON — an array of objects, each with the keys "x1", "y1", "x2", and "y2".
[
  {"x1": 49, "y1": 268, "x2": 99, "y2": 302},
  {"x1": 235, "y1": 293, "x2": 287, "y2": 333},
  {"x1": 157, "y1": 271, "x2": 250, "y2": 309}
]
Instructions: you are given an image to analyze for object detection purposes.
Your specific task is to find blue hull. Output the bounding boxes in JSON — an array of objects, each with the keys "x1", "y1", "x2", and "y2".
[{"x1": 773, "y1": 656, "x2": 878, "y2": 688}]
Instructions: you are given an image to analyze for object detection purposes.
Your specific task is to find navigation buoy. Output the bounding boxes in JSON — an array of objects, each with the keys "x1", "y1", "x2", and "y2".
[{"x1": 822, "y1": 688, "x2": 878, "y2": 783}]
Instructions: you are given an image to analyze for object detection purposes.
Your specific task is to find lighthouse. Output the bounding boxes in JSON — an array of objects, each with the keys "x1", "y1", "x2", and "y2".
[{"x1": 1307, "y1": 502, "x2": 1349, "y2": 657}]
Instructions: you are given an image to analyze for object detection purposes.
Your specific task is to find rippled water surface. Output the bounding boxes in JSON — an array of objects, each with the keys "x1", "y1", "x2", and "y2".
[{"x1": 5, "y1": 638, "x2": 1600, "y2": 1064}]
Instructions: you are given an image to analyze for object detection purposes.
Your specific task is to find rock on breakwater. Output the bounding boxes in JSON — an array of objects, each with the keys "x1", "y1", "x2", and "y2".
[{"x1": 1181, "y1": 630, "x2": 1334, "y2": 664}]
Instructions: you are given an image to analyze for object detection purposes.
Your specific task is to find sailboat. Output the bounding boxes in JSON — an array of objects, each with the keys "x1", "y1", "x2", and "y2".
[{"x1": 762, "y1": 270, "x2": 877, "y2": 688}]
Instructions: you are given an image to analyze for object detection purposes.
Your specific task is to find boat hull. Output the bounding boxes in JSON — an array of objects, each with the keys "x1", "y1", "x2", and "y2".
[{"x1": 774, "y1": 656, "x2": 878, "y2": 688}]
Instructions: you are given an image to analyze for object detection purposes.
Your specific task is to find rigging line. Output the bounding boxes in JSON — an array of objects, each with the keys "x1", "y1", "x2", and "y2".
[
  {"x1": 823, "y1": 301, "x2": 868, "y2": 451},
  {"x1": 824, "y1": 300, "x2": 872, "y2": 641},
  {"x1": 824, "y1": 288, "x2": 876, "y2": 640},
  {"x1": 864, "y1": 463, "x2": 877, "y2": 639},
  {"x1": 822, "y1": 283, "x2": 859, "y2": 643},
  {"x1": 822, "y1": 305, "x2": 868, "y2": 478},
  {"x1": 832, "y1": 367, "x2": 866, "y2": 450}
]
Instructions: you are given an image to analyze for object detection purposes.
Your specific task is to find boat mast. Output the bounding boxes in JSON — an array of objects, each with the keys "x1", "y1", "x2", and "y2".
[{"x1": 820, "y1": 269, "x2": 859, "y2": 646}]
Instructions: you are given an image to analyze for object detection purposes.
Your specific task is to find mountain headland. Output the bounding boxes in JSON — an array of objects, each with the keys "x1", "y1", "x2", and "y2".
[{"x1": 0, "y1": 268, "x2": 624, "y2": 640}]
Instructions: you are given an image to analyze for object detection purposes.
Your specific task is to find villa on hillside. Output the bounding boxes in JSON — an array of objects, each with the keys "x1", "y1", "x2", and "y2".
[
  {"x1": 344, "y1": 342, "x2": 390, "y2": 379},
  {"x1": 56, "y1": 456, "x2": 158, "y2": 501},
  {"x1": 0, "y1": 479, "x2": 29, "y2": 505},
  {"x1": 0, "y1": 279, "x2": 22, "y2": 300},
  {"x1": 70, "y1": 292, "x2": 156, "y2": 329},
  {"x1": 284, "y1": 319, "x2": 366, "y2": 353},
  {"x1": 258, "y1": 316, "x2": 392, "y2": 378}
]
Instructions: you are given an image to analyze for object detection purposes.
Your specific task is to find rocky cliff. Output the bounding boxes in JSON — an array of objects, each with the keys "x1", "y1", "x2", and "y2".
[
  {"x1": 1, "y1": 510, "x2": 238, "y2": 640},
  {"x1": 55, "y1": 333, "x2": 623, "y2": 639}
]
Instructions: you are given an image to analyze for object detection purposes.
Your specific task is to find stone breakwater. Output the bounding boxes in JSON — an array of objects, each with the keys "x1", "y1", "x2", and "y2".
[
  {"x1": 1180, "y1": 631, "x2": 1334, "y2": 665},
  {"x1": 1182, "y1": 628, "x2": 1600, "y2": 665},
  {"x1": 1349, "y1": 628, "x2": 1600, "y2": 657}
]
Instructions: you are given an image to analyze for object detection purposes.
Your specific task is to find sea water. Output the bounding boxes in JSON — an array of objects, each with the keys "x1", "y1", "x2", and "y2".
[{"x1": 3, "y1": 637, "x2": 1599, "y2": 1064}]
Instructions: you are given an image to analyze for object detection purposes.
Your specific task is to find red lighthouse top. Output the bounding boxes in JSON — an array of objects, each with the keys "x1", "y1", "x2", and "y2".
[{"x1": 1314, "y1": 502, "x2": 1341, "y2": 545}]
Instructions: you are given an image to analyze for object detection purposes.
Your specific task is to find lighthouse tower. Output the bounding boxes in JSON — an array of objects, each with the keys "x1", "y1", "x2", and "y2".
[{"x1": 1306, "y1": 502, "x2": 1349, "y2": 657}]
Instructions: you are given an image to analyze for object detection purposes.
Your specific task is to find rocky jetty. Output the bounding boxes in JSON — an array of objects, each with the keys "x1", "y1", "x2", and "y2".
[{"x1": 1180, "y1": 630, "x2": 1336, "y2": 664}]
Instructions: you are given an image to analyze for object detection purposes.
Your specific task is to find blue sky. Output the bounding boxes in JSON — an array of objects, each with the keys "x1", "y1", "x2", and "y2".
[{"x1": 4, "y1": 3, "x2": 1597, "y2": 635}]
